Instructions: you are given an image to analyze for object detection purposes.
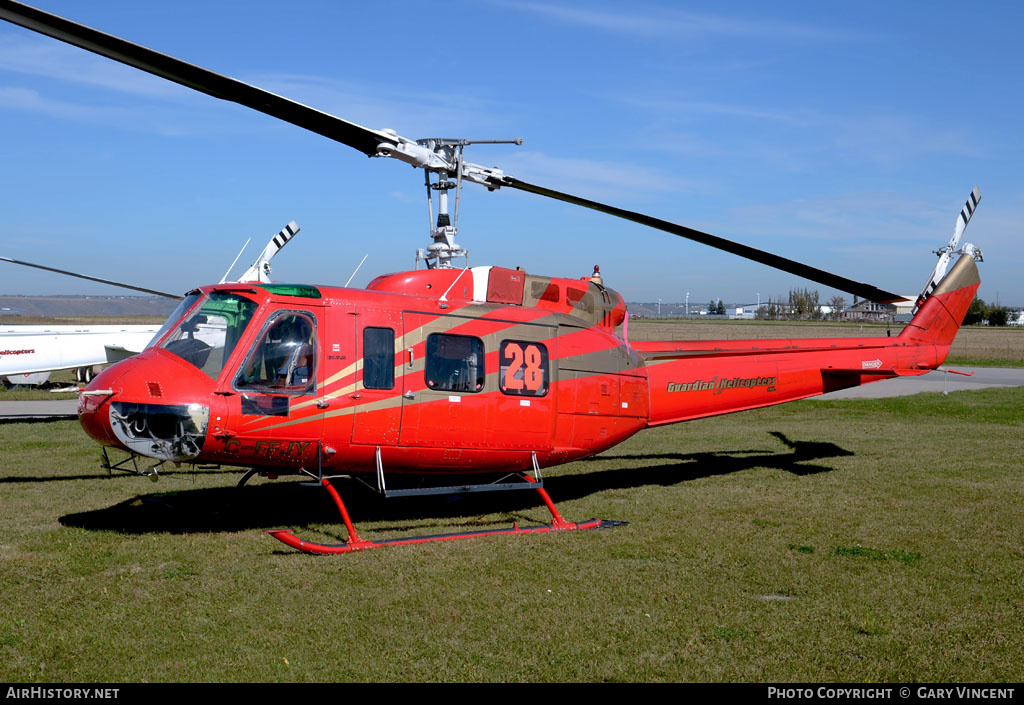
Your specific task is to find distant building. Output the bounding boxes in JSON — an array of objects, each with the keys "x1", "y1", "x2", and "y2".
[
  {"x1": 731, "y1": 304, "x2": 758, "y2": 320},
  {"x1": 843, "y1": 297, "x2": 923, "y2": 323},
  {"x1": 843, "y1": 300, "x2": 896, "y2": 321}
]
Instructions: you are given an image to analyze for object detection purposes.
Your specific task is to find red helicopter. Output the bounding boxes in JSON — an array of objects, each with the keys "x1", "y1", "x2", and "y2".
[{"x1": 1, "y1": 1, "x2": 984, "y2": 554}]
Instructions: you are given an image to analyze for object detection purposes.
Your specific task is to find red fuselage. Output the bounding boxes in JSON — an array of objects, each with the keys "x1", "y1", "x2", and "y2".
[{"x1": 78, "y1": 258, "x2": 980, "y2": 477}]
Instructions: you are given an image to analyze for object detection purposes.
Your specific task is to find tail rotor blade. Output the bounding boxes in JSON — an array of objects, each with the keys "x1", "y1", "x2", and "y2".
[
  {"x1": 913, "y1": 186, "x2": 983, "y2": 314},
  {"x1": 949, "y1": 185, "x2": 981, "y2": 251},
  {"x1": 237, "y1": 221, "x2": 300, "y2": 283}
]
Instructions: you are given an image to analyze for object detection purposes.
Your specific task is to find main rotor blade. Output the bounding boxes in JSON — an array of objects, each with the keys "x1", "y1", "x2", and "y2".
[
  {"x1": 0, "y1": 0, "x2": 394, "y2": 156},
  {"x1": 493, "y1": 176, "x2": 906, "y2": 303},
  {"x1": 0, "y1": 256, "x2": 182, "y2": 300},
  {"x1": 0, "y1": 0, "x2": 908, "y2": 305}
]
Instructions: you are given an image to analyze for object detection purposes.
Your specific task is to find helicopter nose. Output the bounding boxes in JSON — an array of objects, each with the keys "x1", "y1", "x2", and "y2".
[
  {"x1": 78, "y1": 362, "x2": 127, "y2": 446},
  {"x1": 77, "y1": 350, "x2": 212, "y2": 462}
]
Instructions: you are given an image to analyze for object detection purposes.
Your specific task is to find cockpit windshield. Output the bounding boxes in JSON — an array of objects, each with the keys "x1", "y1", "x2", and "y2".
[
  {"x1": 159, "y1": 292, "x2": 259, "y2": 380},
  {"x1": 145, "y1": 292, "x2": 202, "y2": 351}
]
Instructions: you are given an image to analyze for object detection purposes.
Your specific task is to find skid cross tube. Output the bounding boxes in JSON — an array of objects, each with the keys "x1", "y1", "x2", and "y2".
[
  {"x1": 101, "y1": 447, "x2": 162, "y2": 480},
  {"x1": 370, "y1": 448, "x2": 546, "y2": 498},
  {"x1": 265, "y1": 464, "x2": 625, "y2": 555}
]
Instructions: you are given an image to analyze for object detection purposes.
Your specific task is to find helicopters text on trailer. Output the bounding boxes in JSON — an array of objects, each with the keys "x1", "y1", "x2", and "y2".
[{"x1": 0, "y1": 1, "x2": 985, "y2": 554}]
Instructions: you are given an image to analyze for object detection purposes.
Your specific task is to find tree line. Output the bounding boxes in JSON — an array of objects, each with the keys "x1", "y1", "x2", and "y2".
[
  {"x1": 965, "y1": 297, "x2": 1014, "y2": 326},
  {"x1": 754, "y1": 290, "x2": 1017, "y2": 326},
  {"x1": 756, "y1": 289, "x2": 846, "y2": 321}
]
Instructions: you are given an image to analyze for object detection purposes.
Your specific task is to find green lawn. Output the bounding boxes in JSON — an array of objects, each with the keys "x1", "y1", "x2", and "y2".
[{"x1": 0, "y1": 387, "x2": 1021, "y2": 682}]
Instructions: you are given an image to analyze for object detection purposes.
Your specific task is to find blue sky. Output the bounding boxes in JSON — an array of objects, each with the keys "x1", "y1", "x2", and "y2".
[{"x1": 1, "y1": 1, "x2": 1021, "y2": 307}]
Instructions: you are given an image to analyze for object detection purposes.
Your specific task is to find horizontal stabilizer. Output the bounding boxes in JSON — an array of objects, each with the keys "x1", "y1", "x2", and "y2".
[
  {"x1": 634, "y1": 340, "x2": 894, "y2": 362},
  {"x1": 822, "y1": 367, "x2": 929, "y2": 378}
]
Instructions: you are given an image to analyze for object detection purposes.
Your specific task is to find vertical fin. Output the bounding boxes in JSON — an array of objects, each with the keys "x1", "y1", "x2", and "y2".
[{"x1": 901, "y1": 254, "x2": 981, "y2": 348}]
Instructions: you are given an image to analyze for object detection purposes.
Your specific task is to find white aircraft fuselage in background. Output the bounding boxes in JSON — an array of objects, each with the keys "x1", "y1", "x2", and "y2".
[{"x1": 0, "y1": 325, "x2": 159, "y2": 385}]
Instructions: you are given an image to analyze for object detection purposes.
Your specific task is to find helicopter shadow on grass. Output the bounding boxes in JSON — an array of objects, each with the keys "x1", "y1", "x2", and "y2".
[
  {"x1": 58, "y1": 431, "x2": 851, "y2": 538},
  {"x1": 0, "y1": 467, "x2": 244, "y2": 484},
  {"x1": 570, "y1": 431, "x2": 848, "y2": 483}
]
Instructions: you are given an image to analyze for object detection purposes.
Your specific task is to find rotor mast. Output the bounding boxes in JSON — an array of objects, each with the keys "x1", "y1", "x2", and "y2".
[{"x1": 374, "y1": 133, "x2": 522, "y2": 269}]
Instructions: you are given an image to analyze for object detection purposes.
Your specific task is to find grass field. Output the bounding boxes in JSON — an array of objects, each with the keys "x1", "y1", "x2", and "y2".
[{"x1": 1, "y1": 387, "x2": 1021, "y2": 682}]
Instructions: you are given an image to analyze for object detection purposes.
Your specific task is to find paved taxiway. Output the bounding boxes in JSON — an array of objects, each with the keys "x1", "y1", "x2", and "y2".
[
  {"x1": 0, "y1": 399, "x2": 78, "y2": 421},
  {"x1": 0, "y1": 367, "x2": 1021, "y2": 421},
  {"x1": 815, "y1": 366, "x2": 1024, "y2": 399}
]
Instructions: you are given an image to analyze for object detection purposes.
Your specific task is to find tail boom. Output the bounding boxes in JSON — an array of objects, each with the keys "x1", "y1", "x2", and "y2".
[
  {"x1": 639, "y1": 336, "x2": 931, "y2": 426},
  {"x1": 638, "y1": 253, "x2": 980, "y2": 427}
]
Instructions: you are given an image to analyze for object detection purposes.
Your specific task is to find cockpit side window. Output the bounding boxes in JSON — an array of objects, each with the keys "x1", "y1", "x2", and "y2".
[
  {"x1": 234, "y1": 311, "x2": 317, "y2": 395},
  {"x1": 160, "y1": 292, "x2": 258, "y2": 380}
]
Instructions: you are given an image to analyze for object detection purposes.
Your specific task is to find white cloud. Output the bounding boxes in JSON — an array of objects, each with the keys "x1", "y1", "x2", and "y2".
[
  {"x1": 0, "y1": 33, "x2": 193, "y2": 100},
  {"x1": 0, "y1": 30, "x2": 517, "y2": 142},
  {"x1": 608, "y1": 91, "x2": 986, "y2": 171},
  {"x1": 497, "y1": 2, "x2": 866, "y2": 42},
  {"x1": 611, "y1": 94, "x2": 816, "y2": 127},
  {"x1": 249, "y1": 73, "x2": 511, "y2": 137},
  {"x1": 831, "y1": 115, "x2": 986, "y2": 165},
  {"x1": 0, "y1": 86, "x2": 124, "y2": 120},
  {"x1": 497, "y1": 150, "x2": 698, "y2": 202}
]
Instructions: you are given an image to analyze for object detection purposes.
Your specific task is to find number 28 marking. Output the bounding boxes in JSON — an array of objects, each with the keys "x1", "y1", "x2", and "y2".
[{"x1": 502, "y1": 342, "x2": 545, "y2": 392}]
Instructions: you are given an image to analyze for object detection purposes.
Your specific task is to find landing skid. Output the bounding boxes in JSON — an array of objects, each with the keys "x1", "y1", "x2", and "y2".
[
  {"x1": 264, "y1": 449, "x2": 625, "y2": 554},
  {"x1": 101, "y1": 446, "x2": 164, "y2": 481}
]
